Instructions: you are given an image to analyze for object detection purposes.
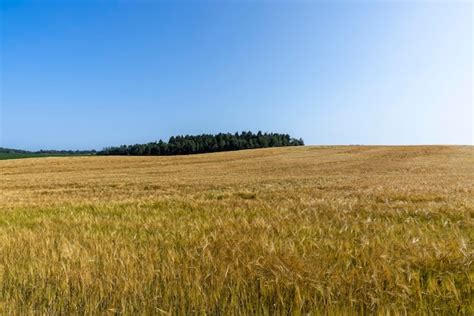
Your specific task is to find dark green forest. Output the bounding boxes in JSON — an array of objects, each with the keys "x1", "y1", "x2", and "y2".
[
  {"x1": 0, "y1": 148, "x2": 96, "y2": 155},
  {"x1": 0, "y1": 148, "x2": 96, "y2": 160},
  {"x1": 100, "y1": 132, "x2": 304, "y2": 156}
]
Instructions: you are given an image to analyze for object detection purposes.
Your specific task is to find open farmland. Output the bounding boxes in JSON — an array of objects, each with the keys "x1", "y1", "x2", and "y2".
[
  {"x1": 0, "y1": 146, "x2": 472, "y2": 314},
  {"x1": 0, "y1": 153, "x2": 79, "y2": 161}
]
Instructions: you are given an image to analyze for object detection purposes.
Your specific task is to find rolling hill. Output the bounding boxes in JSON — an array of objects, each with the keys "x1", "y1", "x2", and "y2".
[{"x1": 0, "y1": 146, "x2": 472, "y2": 313}]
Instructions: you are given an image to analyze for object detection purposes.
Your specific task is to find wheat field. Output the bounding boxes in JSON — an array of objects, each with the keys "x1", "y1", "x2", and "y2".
[{"x1": 0, "y1": 146, "x2": 472, "y2": 314}]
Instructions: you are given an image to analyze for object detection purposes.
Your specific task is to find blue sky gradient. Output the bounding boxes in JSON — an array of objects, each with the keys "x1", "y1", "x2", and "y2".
[{"x1": 1, "y1": 1, "x2": 472, "y2": 150}]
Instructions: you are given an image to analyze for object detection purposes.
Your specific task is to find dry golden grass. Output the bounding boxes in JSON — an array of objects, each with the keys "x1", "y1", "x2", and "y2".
[{"x1": 0, "y1": 146, "x2": 472, "y2": 314}]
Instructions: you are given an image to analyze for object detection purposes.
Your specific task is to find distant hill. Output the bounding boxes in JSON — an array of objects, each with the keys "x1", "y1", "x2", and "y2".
[
  {"x1": 99, "y1": 131, "x2": 304, "y2": 156},
  {"x1": 0, "y1": 147, "x2": 96, "y2": 160},
  {"x1": 0, "y1": 147, "x2": 96, "y2": 155},
  {"x1": 0, "y1": 147, "x2": 31, "y2": 154},
  {"x1": 1, "y1": 132, "x2": 304, "y2": 159}
]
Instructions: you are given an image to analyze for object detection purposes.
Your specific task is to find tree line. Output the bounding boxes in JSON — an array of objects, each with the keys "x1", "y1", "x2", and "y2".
[
  {"x1": 99, "y1": 132, "x2": 304, "y2": 156},
  {"x1": 0, "y1": 147, "x2": 96, "y2": 155}
]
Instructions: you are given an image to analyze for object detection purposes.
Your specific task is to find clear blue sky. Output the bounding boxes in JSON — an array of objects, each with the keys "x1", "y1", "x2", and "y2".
[{"x1": 0, "y1": 0, "x2": 472, "y2": 150}]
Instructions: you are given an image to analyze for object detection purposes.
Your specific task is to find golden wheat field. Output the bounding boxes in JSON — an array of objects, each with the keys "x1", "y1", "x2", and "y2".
[{"x1": 0, "y1": 146, "x2": 472, "y2": 314}]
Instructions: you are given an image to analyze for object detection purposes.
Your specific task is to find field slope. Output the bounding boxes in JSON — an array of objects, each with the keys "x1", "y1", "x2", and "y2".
[{"x1": 0, "y1": 146, "x2": 472, "y2": 313}]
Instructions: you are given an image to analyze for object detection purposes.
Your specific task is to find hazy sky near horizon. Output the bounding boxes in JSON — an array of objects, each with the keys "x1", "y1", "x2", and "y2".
[{"x1": 0, "y1": 0, "x2": 472, "y2": 150}]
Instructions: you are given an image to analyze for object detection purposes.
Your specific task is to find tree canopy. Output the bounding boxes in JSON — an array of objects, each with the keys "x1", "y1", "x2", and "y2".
[
  {"x1": 99, "y1": 132, "x2": 304, "y2": 156},
  {"x1": 0, "y1": 147, "x2": 96, "y2": 155}
]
